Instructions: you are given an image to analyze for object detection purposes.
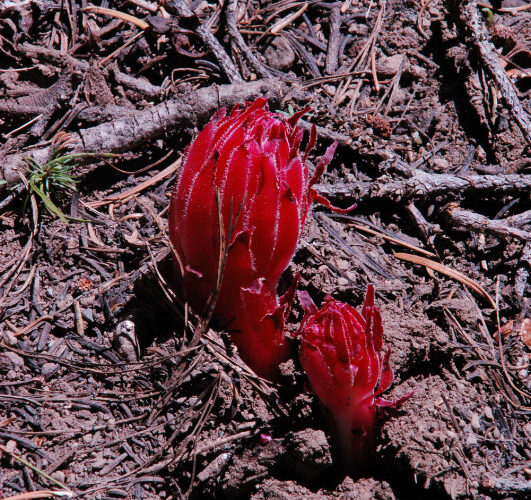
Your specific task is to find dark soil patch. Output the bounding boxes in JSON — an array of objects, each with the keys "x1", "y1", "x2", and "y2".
[{"x1": 1, "y1": 1, "x2": 530, "y2": 499}]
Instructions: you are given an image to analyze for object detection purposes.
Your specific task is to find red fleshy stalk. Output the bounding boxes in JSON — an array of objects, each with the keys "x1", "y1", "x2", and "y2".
[
  {"x1": 169, "y1": 98, "x2": 353, "y2": 379},
  {"x1": 298, "y1": 286, "x2": 412, "y2": 467}
]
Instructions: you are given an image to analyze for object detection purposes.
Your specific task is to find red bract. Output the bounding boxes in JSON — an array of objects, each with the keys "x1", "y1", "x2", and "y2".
[
  {"x1": 298, "y1": 286, "x2": 411, "y2": 467},
  {"x1": 169, "y1": 98, "x2": 350, "y2": 379}
]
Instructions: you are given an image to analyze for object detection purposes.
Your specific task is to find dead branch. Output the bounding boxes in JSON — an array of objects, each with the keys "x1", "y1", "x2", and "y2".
[
  {"x1": 448, "y1": 0, "x2": 531, "y2": 141},
  {"x1": 18, "y1": 42, "x2": 163, "y2": 100},
  {"x1": 226, "y1": 0, "x2": 272, "y2": 79},
  {"x1": 314, "y1": 168, "x2": 531, "y2": 205},
  {"x1": 445, "y1": 204, "x2": 531, "y2": 242},
  {"x1": 506, "y1": 210, "x2": 531, "y2": 228},
  {"x1": 162, "y1": 0, "x2": 243, "y2": 83},
  {"x1": 0, "y1": 79, "x2": 285, "y2": 189},
  {"x1": 325, "y1": 5, "x2": 341, "y2": 75},
  {"x1": 406, "y1": 201, "x2": 442, "y2": 248},
  {"x1": 0, "y1": 102, "x2": 47, "y2": 117}
]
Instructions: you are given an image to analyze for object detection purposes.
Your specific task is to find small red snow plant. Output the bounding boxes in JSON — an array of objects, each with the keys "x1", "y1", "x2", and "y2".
[
  {"x1": 298, "y1": 286, "x2": 411, "y2": 468},
  {"x1": 169, "y1": 98, "x2": 350, "y2": 379}
]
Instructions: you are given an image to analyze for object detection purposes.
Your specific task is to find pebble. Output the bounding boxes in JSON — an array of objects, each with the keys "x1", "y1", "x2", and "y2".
[
  {"x1": 336, "y1": 260, "x2": 350, "y2": 271},
  {"x1": 113, "y1": 320, "x2": 139, "y2": 362},
  {"x1": 337, "y1": 277, "x2": 349, "y2": 286},
  {"x1": 376, "y1": 54, "x2": 404, "y2": 77},
  {"x1": 51, "y1": 471, "x2": 65, "y2": 483},
  {"x1": 432, "y1": 157, "x2": 450, "y2": 172},
  {"x1": 464, "y1": 430, "x2": 478, "y2": 447},
  {"x1": 483, "y1": 406, "x2": 494, "y2": 420},
  {"x1": 2, "y1": 331, "x2": 18, "y2": 346},
  {"x1": 492, "y1": 428, "x2": 501, "y2": 439},
  {"x1": 4, "y1": 440, "x2": 17, "y2": 453},
  {"x1": 264, "y1": 37, "x2": 296, "y2": 71},
  {"x1": 470, "y1": 413, "x2": 482, "y2": 432},
  {"x1": 0, "y1": 352, "x2": 24, "y2": 369},
  {"x1": 446, "y1": 430, "x2": 458, "y2": 442},
  {"x1": 91, "y1": 452, "x2": 106, "y2": 470}
]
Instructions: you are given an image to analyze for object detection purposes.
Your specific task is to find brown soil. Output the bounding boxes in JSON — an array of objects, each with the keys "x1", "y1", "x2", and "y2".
[{"x1": 1, "y1": 1, "x2": 530, "y2": 499}]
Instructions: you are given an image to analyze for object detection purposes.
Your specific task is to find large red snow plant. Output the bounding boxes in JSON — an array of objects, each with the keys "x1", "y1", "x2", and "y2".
[
  {"x1": 169, "y1": 98, "x2": 348, "y2": 379},
  {"x1": 298, "y1": 286, "x2": 412, "y2": 467}
]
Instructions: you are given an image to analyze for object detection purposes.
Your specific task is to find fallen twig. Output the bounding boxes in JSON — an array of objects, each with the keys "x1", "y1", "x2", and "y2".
[
  {"x1": 445, "y1": 203, "x2": 531, "y2": 242},
  {"x1": 226, "y1": 0, "x2": 271, "y2": 78},
  {"x1": 448, "y1": 0, "x2": 531, "y2": 141},
  {"x1": 314, "y1": 168, "x2": 531, "y2": 205},
  {"x1": 325, "y1": 6, "x2": 341, "y2": 75},
  {"x1": 162, "y1": 0, "x2": 243, "y2": 83},
  {"x1": 0, "y1": 79, "x2": 285, "y2": 189},
  {"x1": 17, "y1": 43, "x2": 162, "y2": 100}
]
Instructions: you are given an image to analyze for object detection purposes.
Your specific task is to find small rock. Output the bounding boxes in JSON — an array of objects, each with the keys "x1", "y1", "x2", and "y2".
[
  {"x1": 376, "y1": 54, "x2": 404, "y2": 78},
  {"x1": 492, "y1": 428, "x2": 501, "y2": 440},
  {"x1": 278, "y1": 359, "x2": 297, "y2": 386},
  {"x1": 4, "y1": 440, "x2": 17, "y2": 453},
  {"x1": 446, "y1": 430, "x2": 458, "y2": 442},
  {"x1": 470, "y1": 413, "x2": 481, "y2": 432},
  {"x1": 0, "y1": 352, "x2": 24, "y2": 370},
  {"x1": 251, "y1": 478, "x2": 315, "y2": 499},
  {"x1": 432, "y1": 157, "x2": 450, "y2": 172},
  {"x1": 345, "y1": 272, "x2": 357, "y2": 283},
  {"x1": 82, "y1": 308, "x2": 94, "y2": 323},
  {"x1": 113, "y1": 320, "x2": 140, "y2": 362},
  {"x1": 348, "y1": 24, "x2": 369, "y2": 36},
  {"x1": 336, "y1": 477, "x2": 395, "y2": 500},
  {"x1": 484, "y1": 406, "x2": 494, "y2": 420},
  {"x1": 337, "y1": 277, "x2": 349, "y2": 286},
  {"x1": 464, "y1": 430, "x2": 478, "y2": 447},
  {"x1": 51, "y1": 471, "x2": 65, "y2": 483},
  {"x1": 283, "y1": 428, "x2": 332, "y2": 480},
  {"x1": 2, "y1": 331, "x2": 18, "y2": 346},
  {"x1": 91, "y1": 452, "x2": 106, "y2": 470},
  {"x1": 336, "y1": 260, "x2": 350, "y2": 271},
  {"x1": 403, "y1": 64, "x2": 427, "y2": 81},
  {"x1": 264, "y1": 37, "x2": 296, "y2": 71}
]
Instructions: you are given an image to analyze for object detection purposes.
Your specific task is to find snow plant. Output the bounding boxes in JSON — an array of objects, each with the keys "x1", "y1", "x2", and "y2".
[
  {"x1": 298, "y1": 285, "x2": 412, "y2": 467},
  {"x1": 169, "y1": 97, "x2": 351, "y2": 379}
]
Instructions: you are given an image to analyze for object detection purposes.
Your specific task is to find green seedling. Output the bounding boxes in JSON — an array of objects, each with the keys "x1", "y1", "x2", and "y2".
[
  {"x1": 277, "y1": 104, "x2": 314, "y2": 120},
  {"x1": 20, "y1": 142, "x2": 113, "y2": 223},
  {"x1": 481, "y1": 8, "x2": 494, "y2": 28}
]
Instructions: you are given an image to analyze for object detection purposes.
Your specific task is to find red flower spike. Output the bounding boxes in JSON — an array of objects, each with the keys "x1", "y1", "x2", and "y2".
[
  {"x1": 169, "y1": 98, "x2": 346, "y2": 379},
  {"x1": 298, "y1": 285, "x2": 412, "y2": 468}
]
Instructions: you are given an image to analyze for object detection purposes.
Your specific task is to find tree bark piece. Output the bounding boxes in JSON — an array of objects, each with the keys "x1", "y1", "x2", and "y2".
[
  {"x1": 18, "y1": 43, "x2": 162, "y2": 100},
  {"x1": 445, "y1": 204, "x2": 531, "y2": 242},
  {"x1": 226, "y1": 0, "x2": 271, "y2": 79},
  {"x1": 448, "y1": 0, "x2": 531, "y2": 141},
  {"x1": 315, "y1": 169, "x2": 531, "y2": 205},
  {"x1": 0, "y1": 79, "x2": 285, "y2": 189},
  {"x1": 163, "y1": 0, "x2": 243, "y2": 83}
]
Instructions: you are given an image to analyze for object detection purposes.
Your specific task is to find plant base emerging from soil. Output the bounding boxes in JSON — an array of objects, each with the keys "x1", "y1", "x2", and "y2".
[
  {"x1": 298, "y1": 286, "x2": 412, "y2": 470},
  {"x1": 168, "y1": 98, "x2": 353, "y2": 379}
]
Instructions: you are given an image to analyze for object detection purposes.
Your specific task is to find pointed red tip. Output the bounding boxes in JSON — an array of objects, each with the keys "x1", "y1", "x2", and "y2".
[{"x1": 361, "y1": 285, "x2": 375, "y2": 321}]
